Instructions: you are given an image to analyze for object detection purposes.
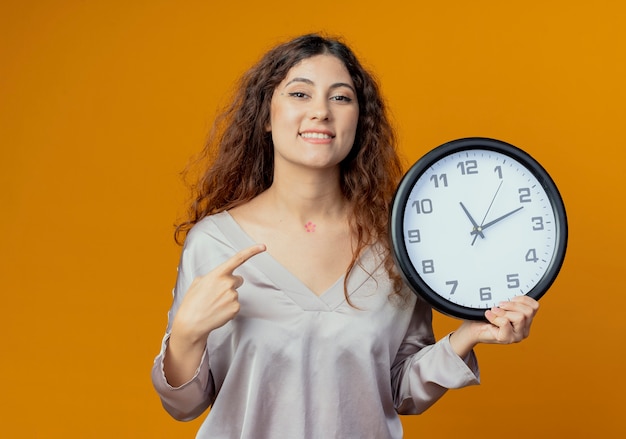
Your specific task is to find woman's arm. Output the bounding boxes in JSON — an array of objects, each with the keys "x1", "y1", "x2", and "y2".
[
  {"x1": 163, "y1": 244, "x2": 265, "y2": 386},
  {"x1": 151, "y1": 222, "x2": 265, "y2": 420},
  {"x1": 391, "y1": 298, "x2": 480, "y2": 415}
]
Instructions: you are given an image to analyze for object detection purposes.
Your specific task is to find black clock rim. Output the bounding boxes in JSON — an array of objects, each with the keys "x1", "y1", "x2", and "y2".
[{"x1": 390, "y1": 137, "x2": 568, "y2": 320}]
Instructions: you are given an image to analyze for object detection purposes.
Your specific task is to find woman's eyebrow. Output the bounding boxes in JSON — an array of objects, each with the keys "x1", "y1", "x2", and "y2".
[
  {"x1": 285, "y1": 77, "x2": 314, "y2": 87},
  {"x1": 330, "y1": 82, "x2": 356, "y2": 93},
  {"x1": 284, "y1": 77, "x2": 356, "y2": 93}
]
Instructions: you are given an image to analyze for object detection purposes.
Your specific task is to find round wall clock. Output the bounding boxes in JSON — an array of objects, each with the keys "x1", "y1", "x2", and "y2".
[{"x1": 390, "y1": 137, "x2": 568, "y2": 320}]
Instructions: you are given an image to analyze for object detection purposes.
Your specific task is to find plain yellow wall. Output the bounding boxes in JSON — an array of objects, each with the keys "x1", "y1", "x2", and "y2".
[{"x1": 2, "y1": 0, "x2": 624, "y2": 437}]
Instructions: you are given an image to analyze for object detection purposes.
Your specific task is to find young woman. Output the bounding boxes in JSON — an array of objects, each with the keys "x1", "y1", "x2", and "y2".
[{"x1": 151, "y1": 33, "x2": 539, "y2": 438}]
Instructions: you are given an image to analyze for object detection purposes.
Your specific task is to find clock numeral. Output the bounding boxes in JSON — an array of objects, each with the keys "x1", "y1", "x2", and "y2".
[
  {"x1": 430, "y1": 173, "x2": 448, "y2": 188},
  {"x1": 407, "y1": 229, "x2": 421, "y2": 243},
  {"x1": 457, "y1": 160, "x2": 478, "y2": 175},
  {"x1": 519, "y1": 188, "x2": 532, "y2": 203},
  {"x1": 446, "y1": 280, "x2": 458, "y2": 295},
  {"x1": 422, "y1": 259, "x2": 435, "y2": 274},
  {"x1": 412, "y1": 199, "x2": 433, "y2": 214},
  {"x1": 506, "y1": 273, "x2": 520, "y2": 289},
  {"x1": 479, "y1": 287, "x2": 492, "y2": 301},
  {"x1": 531, "y1": 216, "x2": 544, "y2": 231},
  {"x1": 494, "y1": 165, "x2": 503, "y2": 179},
  {"x1": 525, "y1": 248, "x2": 539, "y2": 263}
]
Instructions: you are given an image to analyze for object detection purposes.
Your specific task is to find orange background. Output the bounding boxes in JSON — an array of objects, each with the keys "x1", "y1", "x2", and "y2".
[{"x1": 2, "y1": 1, "x2": 624, "y2": 437}]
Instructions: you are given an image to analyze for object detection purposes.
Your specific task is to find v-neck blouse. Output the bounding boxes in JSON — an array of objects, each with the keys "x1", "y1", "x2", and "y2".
[{"x1": 152, "y1": 212, "x2": 480, "y2": 439}]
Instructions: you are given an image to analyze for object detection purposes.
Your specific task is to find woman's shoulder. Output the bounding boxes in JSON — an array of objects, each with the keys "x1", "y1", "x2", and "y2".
[
  {"x1": 184, "y1": 211, "x2": 234, "y2": 244},
  {"x1": 179, "y1": 212, "x2": 242, "y2": 269}
]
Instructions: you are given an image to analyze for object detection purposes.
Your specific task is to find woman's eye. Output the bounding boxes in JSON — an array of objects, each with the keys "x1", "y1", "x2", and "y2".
[
  {"x1": 331, "y1": 95, "x2": 353, "y2": 103},
  {"x1": 288, "y1": 92, "x2": 308, "y2": 98}
]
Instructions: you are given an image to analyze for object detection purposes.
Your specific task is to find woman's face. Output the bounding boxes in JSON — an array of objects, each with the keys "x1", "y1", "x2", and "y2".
[{"x1": 267, "y1": 54, "x2": 359, "y2": 173}]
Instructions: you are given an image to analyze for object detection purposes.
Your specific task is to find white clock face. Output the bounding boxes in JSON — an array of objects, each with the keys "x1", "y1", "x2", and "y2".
[{"x1": 402, "y1": 148, "x2": 559, "y2": 309}]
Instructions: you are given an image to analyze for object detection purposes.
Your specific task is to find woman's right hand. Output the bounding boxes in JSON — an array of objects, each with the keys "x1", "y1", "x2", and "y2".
[
  {"x1": 163, "y1": 244, "x2": 266, "y2": 386},
  {"x1": 172, "y1": 243, "x2": 267, "y2": 341}
]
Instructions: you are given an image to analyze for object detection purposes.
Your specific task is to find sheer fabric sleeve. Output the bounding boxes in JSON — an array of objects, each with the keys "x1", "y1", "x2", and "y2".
[
  {"x1": 151, "y1": 226, "x2": 220, "y2": 420},
  {"x1": 391, "y1": 296, "x2": 480, "y2": 415}
]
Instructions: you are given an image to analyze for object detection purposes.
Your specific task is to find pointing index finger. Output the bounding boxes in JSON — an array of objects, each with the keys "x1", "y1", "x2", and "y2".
[{"x1": 218, "y1": 244, "x2": 266, "y2": 274}]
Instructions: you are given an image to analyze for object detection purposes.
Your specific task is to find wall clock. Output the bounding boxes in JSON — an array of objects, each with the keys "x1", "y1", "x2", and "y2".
[{"x1": 390, "y1": 137, "x2": 568, "y2": 320}]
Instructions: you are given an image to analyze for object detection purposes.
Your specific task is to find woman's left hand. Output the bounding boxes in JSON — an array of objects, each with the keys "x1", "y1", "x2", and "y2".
[
  {"x1": 449, "y1": 295, "x2": 540, "y2": 357},
  {"x1": 477, "y1": 295, "x2": 540, "y2": 344}
]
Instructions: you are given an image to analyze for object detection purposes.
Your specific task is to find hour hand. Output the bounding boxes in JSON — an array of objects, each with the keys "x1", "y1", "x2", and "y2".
[{"x1": 459, "y1": 202, "x2": 484, "y2": 239}]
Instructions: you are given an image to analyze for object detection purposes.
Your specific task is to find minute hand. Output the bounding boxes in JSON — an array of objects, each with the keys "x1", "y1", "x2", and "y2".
[{"x1": 475, "y1": 206, "x2": 525, "y2": 233}]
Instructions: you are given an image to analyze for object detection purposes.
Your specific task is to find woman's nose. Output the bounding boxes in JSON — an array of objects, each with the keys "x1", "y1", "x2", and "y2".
[{"x1": 309, "y1": 98, "x2": 330, "y2": 121}]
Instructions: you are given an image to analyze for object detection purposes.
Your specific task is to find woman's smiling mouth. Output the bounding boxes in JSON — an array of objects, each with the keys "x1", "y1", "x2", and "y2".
[{"x1": 300, "y1": 131, "x2": 334, "y2": 139}]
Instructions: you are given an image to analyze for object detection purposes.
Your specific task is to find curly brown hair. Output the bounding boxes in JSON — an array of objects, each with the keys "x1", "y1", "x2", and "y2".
[{"x1": 176, "y1": 33, "x2": 405, "y2": 301}]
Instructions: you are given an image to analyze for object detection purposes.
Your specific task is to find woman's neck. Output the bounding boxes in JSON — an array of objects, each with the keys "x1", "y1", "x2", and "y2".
[
  {"x1": 261, "y1": 165, "x2": 347, "y2": 225},
  {"x1": 266, "y1": 183, "x2": 345, "y2": 222}
]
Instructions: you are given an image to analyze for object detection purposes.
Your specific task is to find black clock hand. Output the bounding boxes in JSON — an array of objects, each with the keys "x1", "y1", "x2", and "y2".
[
  {"x1": 471, "y1": 206, "x2": 524, "y2": 235},
  {"x1": 459, "y1": 202, "x2": 484, "y2": 239}
]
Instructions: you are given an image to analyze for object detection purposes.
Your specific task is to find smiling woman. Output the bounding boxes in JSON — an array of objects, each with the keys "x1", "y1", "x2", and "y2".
[
  {"x1": 269, "y1": 54, "x2": 359, "y2": 173},
  {"x1": 150, "y1": 33, "x2": 539, "y2": 439}
]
